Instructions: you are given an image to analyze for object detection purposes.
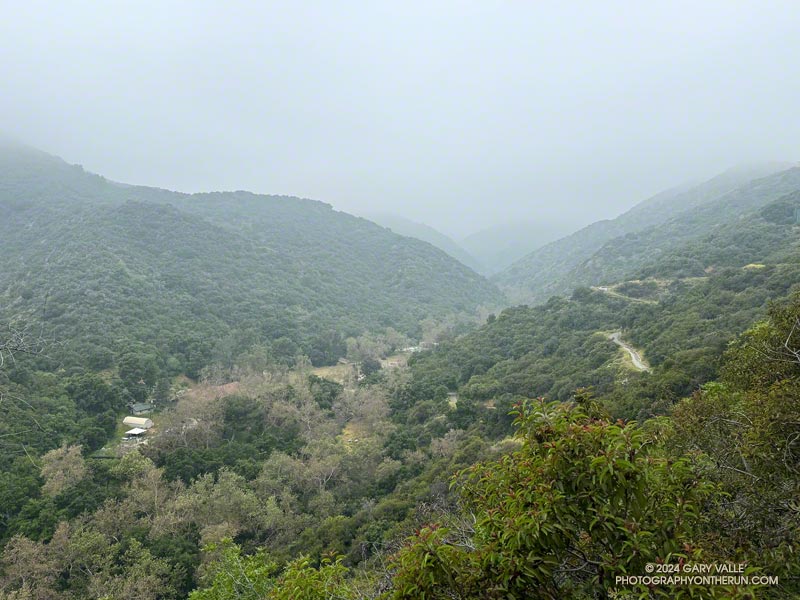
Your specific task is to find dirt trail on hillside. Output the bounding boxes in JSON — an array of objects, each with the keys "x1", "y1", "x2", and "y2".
[
  {"x1": 609, "y1": 332, "x2": 650, "y2": 372},
  {"x1": 591, "y1": 286, "x2": 657, "y2": 304}
]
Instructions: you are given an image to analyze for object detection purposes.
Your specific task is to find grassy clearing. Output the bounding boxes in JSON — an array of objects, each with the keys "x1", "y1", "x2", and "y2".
[
  {"x1": 340, "y1": 421, "x2": 369, "y2": 449},
  {"x1": 311, "y1": 363, "x2": 354, "y2": 384},
  {"x1": 181, "y1": 381, "x2": 241, "y2": 405}
]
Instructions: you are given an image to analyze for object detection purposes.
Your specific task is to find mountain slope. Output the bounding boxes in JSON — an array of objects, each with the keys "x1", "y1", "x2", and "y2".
[
  {"x1": 495, "y1": 162, "x2": 796, "y2": 302},
  {"x1": 567, "y1": 167, "x2": 800, "y2": 288},
  {"x1": 358, "y1": 213, "x2": 485, "y2": 273},
  {"x1": 410, "y1": 191, "x2": 800, "y2": 419},
  {"x1": 0, "y1": 142, "x2": 503, "y2": 370}
]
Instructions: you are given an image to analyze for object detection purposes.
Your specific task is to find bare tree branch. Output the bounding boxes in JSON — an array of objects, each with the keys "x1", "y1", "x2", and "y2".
[{"x1": 0, "y1": 322, "x2": 47, "y2": 368}]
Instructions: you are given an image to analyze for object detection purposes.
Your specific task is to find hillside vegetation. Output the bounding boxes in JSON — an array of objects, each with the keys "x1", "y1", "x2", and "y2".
[
  {"x1": 3, "y1": 292, "x2": 798, "y2": 598},
  {"x1": 1, "y1": 146, "x2": 799, "y2": 599},
  {"x1": 411, "y1": 192, "x2": 800, "y2": 419},
  {"x1": 0, "y1": 142, "x2": 502, "y2": 374},
  {"x1": 496, "y1": 162, "x2": 797, "y2": 302}
]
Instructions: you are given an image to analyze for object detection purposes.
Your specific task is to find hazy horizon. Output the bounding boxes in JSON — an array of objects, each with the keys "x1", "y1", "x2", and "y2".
[{"x1": 2, "y1": 2, "x2": 799, "y2": 238}]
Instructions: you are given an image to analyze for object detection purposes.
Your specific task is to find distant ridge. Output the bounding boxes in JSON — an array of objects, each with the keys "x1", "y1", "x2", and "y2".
[
  {"x1": 366, "y1": 213, "x2": 485, "y2": 273},
  {"x1": 494, "y1": 162, "x2": 798, "y2": 303},
  {"x1": 460, "y1": 219, "x2": 574, "y2": 275}
]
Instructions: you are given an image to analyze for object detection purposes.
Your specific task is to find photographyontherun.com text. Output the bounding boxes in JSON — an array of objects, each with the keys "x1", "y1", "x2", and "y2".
[{"x1": 615, "y1": 563, "x2": 778, "y2": 588}]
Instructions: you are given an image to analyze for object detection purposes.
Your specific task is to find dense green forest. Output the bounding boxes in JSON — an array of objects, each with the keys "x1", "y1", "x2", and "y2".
[
  {"x1": 0, "y1": 142, "x2": 501, "y2": 376},
  {"x1": 2, "y1": 293, "x2": 798, "y2": 598},
  {"x1": 1, "y1": 147, "x2": 799, "y2": 598}
]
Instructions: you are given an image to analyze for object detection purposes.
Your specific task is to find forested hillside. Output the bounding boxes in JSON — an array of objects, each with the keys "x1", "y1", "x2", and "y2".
[
  {"x1": 0, "y1": 142, "x2": 502, "y2": 374},
  {"x1": 5, "y1": 0, "x2": 800, "y2": 596},
  {"x1": 496, "y1": 162, "x2": 796, "y2": 302},
  {"x1": 1, "y1": 143, "x2": 799, "y2": 599},
  {"x1": 3, "y1": 287, "x2": 798, "y2": 598},
  {"x1": 412, "y1": 192, "x2": 800, "y2": 419}
]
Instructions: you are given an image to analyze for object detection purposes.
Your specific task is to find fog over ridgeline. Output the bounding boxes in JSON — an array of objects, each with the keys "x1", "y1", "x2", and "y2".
[{"x1": 2, "y1": 2, "x2": 800, "y2": 239}]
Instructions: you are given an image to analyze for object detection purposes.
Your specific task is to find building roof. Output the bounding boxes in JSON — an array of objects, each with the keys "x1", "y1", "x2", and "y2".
[
  {"x1": 124, "y1": 428, "x2": 147, "y2": 436},
  {"x1": 123, "y1": 416, "x2": 153, "y2": 428}
]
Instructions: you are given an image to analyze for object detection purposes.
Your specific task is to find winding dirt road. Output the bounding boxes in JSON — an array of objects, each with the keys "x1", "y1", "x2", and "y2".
[{"x1": 609, "y1": 332, "x2": 650, "y2": 372}]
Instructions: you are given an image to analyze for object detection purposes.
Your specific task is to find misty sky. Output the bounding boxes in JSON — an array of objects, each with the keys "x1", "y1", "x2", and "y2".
[{"x1": 2, "y1": 1, "x2": 799, "y2": 238}]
